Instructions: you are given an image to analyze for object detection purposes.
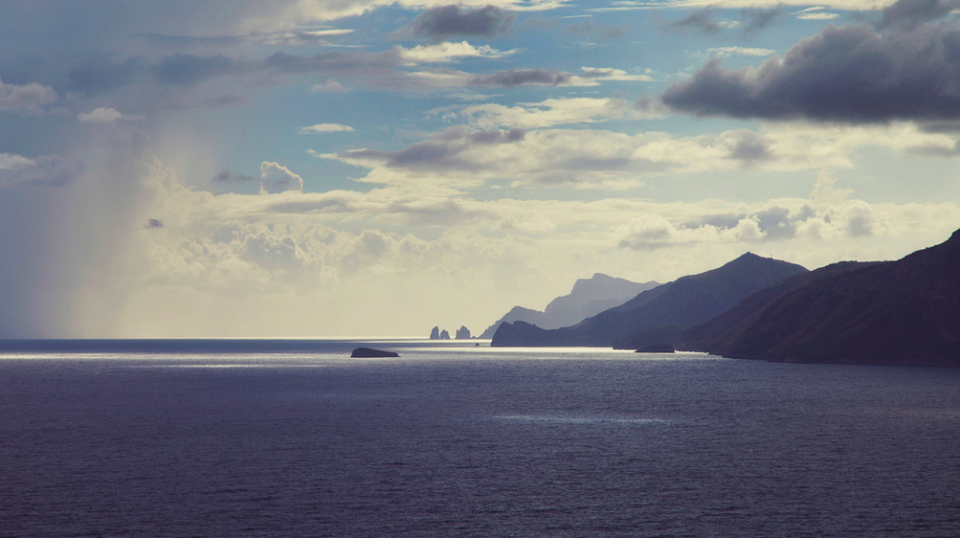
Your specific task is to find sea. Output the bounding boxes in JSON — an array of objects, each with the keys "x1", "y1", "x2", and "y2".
[{"x1": 1, "y1": 339, "x2": 958, "y2": 538}]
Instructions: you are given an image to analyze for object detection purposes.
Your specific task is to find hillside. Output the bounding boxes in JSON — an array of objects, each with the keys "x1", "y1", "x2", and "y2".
[
  {"x1": 492, "y1": 253, "x2": 808, "y2": 347},
  {"x1": 676, "y1": 261, "x2": 880, "y2": 353},
  {"x1": 705, "y1": 230, "x2": 960, "y2": 366}
]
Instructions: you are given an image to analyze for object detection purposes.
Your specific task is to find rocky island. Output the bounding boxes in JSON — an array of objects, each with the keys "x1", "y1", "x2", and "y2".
[{"x1": 351, "y1": 347, "x2": 400, "y2": 358}]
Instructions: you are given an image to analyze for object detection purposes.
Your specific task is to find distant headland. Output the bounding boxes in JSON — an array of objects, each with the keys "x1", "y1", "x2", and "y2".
[{"x1": 484, "y1": 229, "x2": 960, "y2": 367}]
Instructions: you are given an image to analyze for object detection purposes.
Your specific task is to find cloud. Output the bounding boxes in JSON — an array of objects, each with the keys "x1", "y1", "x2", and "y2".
[
  {"x1": 663, "y1": 9, "x2": 739, "y2": 34},
  {"x1": 593, "y1": 0, "x2": 897, "y2": 11},
  {"x1": 724, "y1": 129, "x2": 771, "y2": 161},
  {"x1": 467, "y1": 68, "x2": 578, "y2": 87},
  {"x1": 321, "y1": 124, "x2": 868, "y2": 190},
  {"x1": 460, "y1": 66, "x2": 650, "y2": 88},
  {"x1": 662, "y1": 21, "x2": 960, "y2": 123},
  {"x1": 793, "y1": 7, "x2": 841, "y2": 20},
  {"x1": 877, "y1": 0, "x2": 960, "y2": 29},
  {"x1": 0, "y1": 78, "x2": 58, "y2": 113},
  {"x1": 153, "y1": 53, "x2": 248, "y2": 86},
  {"x1": 312, "y1": 80, "x2": 349, "y2": 92},
  {"x1": 0, "y1": 153, "x2": 83, "y2": 189},
  {"x1": 320, "y1": 120, "x2": 960, "y2": 192},
  {"x1": 741, "y1": 6, "x2": 785, "y2": 35},
  {"x1": 454, "y1": 96, "x2": 662, "y2": 129},
  {"x1": 77, "y1": 107, "x2": 144, "y2": 123},
  {"x1": 78, "y1": 107, "x2": 124, "y2": 123},
  {"x1": 260, "y1": 161, "x2": 304, "y2": 194},
  {"x1": 410, "y1": 5, "x2": 514, "y2": 39},
  {"x1": 54, "y1": 42, "x2": 634, "y2": 108},
  {"x1": 101, "y1": 151, "x2": 960, "y2": 338},
  {"x1": 213, "y1": 170, "x2": 257, "y2": 183},
  {"x1": 69, "y1": 57, "x2": 146, "y2": 94},
  {"x1": 299, "y1": 123, "x2": 354, "y2": 134},
  {"x1": 703, "y1": 47, "x2": 777, "y2": 58},
  {"x1": 272, "y1": 0, "x2": 573, "y2": 26},
  {"x1": 617, "y1": 213, "x2": 766, "y2": 249},
  {"x1": 399, "y1": 41, "x2": 518, "y2": 63},
  {"x1": 615, "y1": 173, "x2": 903, "y2": 250}
]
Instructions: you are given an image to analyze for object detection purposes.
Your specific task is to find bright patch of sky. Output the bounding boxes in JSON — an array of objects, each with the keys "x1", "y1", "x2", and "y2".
[{"x1": 1, "y1": 0, "x2": 959, "y2": 337}]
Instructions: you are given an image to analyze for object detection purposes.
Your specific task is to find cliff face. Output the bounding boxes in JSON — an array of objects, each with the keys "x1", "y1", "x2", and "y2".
[
  {"x1": 478, "y1": 274, "x2": 658, "y2": 338},
  {"x1": 707, "y1": 231, "x2": 960, "y2": 366},
  {"x1": 492, "y1": 253, "x2": 808, "y2": 347}
]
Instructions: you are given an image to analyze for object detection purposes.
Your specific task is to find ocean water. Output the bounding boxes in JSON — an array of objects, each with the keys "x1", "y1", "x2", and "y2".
[{"x1": 1, "y1": 340, "x2": 959, "y2": 538}]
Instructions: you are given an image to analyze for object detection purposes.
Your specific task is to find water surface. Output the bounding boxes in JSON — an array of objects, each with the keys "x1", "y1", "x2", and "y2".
[{"x1": 1, "y1": 341, "x2": 958, "y2": 537}]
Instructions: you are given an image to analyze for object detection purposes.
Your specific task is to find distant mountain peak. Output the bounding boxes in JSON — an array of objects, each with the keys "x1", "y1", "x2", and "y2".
[
  {"x1": 494, "y1": 253, "x2": 808, "y2": 348},
  {"x1": 479, "y1": 273, "x2": 658, "y2": 339},
  {"x1": 687, "y1": 228, "x2": 960, "y2": 366}
]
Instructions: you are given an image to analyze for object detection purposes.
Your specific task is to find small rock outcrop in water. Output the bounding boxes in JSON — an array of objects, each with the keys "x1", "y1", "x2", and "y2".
[
  {"x1": 636, "y1": 343, "x2": 674, "y2": 353},
  {"x1": 455, "y1": 326, "x2": 471, "y2": 339},
  {"x1": 351, "y1": 347, "x2": 400, "y2": 358},
  {"x1": 429, "y1": 326, "x2": 440, "y2": 339},
  {"x1": 440, "y1": 329, "x2": 451, "y2": 340}
]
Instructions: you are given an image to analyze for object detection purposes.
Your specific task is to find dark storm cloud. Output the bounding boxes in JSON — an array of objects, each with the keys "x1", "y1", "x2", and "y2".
[
  {"x1": 411, "y1": 5, "x2": 514, "y2": 39},
  {"x1": 662, "y1": 21, "x2": 960, "y2": 123},
  {"x1": 468, "y1": 68, "x2": 573, "y2": 87},
  {"x1": 877, "y1": 0, "x2": 960, "y2": 29}
]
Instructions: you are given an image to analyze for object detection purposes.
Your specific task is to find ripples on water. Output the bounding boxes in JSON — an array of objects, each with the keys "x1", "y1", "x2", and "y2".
[{"x1": 1, "y1": 342, "x2": 958, "y2": 537}]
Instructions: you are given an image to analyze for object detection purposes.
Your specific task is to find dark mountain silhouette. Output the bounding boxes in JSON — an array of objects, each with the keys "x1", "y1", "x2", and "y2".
[
  {"x1": 478, "y1": 273, "x2": 658, "y2": 338},
  {"x1": 676, "y1": 261, "x2": 881, "y2": 353},
  {"x1": 694, "y1": 230, "x2": 960, "y2": 366},
  {"x1": 492, "y1": 253, "x2": 807, "y2": 347}
]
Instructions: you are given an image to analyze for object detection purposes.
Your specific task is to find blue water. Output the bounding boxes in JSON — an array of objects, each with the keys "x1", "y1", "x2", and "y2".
[{"x1": 1, "y1": 340, "x2": 959, "y2": 537}]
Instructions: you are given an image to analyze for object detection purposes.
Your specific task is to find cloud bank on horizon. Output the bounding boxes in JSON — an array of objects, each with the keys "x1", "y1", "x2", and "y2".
[{"x1": 1, "y1": 0, "x2": 959, "y2": 338}]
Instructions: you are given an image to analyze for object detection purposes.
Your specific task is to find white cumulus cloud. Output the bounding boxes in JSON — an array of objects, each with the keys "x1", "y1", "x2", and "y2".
[
  {"x1": 298, "y1": 123, "x2": 354, "y2": 134},
  {"x1": 260, "y1": 161, "x2": 304, "y2": 194},
  {"x1": 0, "y1": 78, "x2": 57, "y2": 113}
]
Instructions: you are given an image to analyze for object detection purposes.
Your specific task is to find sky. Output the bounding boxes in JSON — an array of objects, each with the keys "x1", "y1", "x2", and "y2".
[{"x1": 2, "y1": 0, "x2": 960, "y2": 338}]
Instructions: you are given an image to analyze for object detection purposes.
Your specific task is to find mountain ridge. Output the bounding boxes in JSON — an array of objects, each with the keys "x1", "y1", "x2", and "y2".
[
  {"x1": 704, "y1": 230, "x2": 960, "y2": 366},
  {"x1": 478, "y1": 273, "x2": 658, "y2": 338},
  {"x1": 492, "y1": 253, "x2": 808, "y2": 347}
]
